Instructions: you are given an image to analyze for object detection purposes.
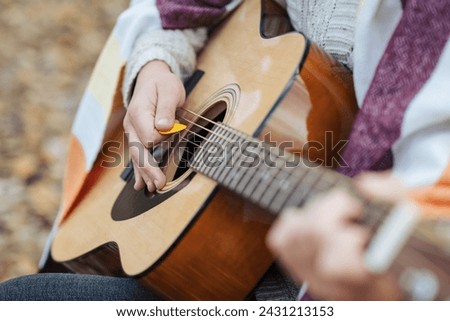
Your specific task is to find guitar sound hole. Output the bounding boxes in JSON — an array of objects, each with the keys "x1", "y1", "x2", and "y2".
[
  {"x1": 111, "y1": 101, "x2": 228, "y2": 221},
  {"x1": 172, "y1": 108, "x2": 227, "y2": 181}
]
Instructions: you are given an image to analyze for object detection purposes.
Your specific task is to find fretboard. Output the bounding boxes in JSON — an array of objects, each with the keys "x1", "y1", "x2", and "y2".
[{"x1": 190, "y1": 123, "x2": 390, "y2": 228}]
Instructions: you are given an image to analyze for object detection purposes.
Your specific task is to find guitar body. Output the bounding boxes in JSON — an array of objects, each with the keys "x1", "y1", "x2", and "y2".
[{"x1": 51, "y1": 0, "x2": 357, "y2": 300}]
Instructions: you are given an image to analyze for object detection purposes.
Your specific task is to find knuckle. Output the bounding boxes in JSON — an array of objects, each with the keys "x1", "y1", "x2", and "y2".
[
  {"x1": 128, "y1": 103, "x2": 145, "y2": 118},
  {"x1": 129, "y1": 149, "x2": 141, "y2": 163}
]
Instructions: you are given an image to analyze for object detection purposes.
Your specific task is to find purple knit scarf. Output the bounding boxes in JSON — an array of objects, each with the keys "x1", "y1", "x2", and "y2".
[
  {"x1": 156, "y1": 0, "x2": 233, "y2": 29},
  {"x1": 338, "y1": 0, "x2": 450, "y2": 177}
]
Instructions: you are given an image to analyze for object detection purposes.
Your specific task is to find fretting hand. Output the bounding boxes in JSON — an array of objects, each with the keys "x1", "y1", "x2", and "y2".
[{"x1": 266, "y1": 172, "x2": 407, "y2": 300}]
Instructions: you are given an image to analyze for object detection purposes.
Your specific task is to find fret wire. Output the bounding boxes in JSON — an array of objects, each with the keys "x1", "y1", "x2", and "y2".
[
  {"x1": 282, "y1": 168, "x2": 324, "y2": 209},
  {"x1": 192, "y1": 124, "x2": 225, "y2": 176},
  {"x1": 259, "y1": 163, "x2": 298, "y2": 211},
  {"x1": 221, "y1": 159, "x2": 243, "y2": 190},
  {"x1": 220, "y1": 128, "x2": 261, "y2": 188},
  {"x1": 266, "y1": 165, "x2": 302, "y2": 213},
  {"x1": 247, "y1": 148, "x2": 280, "y2": 205},
  {"x1": 200, "y1": 126, "x2": 228, "y2": 178},
  {"x1": 232, "y1": 141, "x2": 268, "y2": 196},
  {"x1": 241, "y1": 147, "x2": 275, "y2": 199},
  {"x1": 217, "y1": 128, "x2": 247, "y2": 183},
  {"x1": 253, "y1": 151, "x2": 317, "y2": 211},
  {"x1": 214, "y1": 130, "x2": 247, "y2": 185},
  {"x1": 223, "y1": 157, "x2": 248, "y2": 189},
  {"x1": 208, "y1": 127, "x2": 237, "y2": 182},
  {"x1": 225, "y1": 128, "x2": 292, "y2": 197},
  {"x1": 209, "y1": 126, "x2": 232, "y2": 178},
  {"x1": 224, "y1": 138, "x2": 262, "y2": 190},
  {"x1": 306, "y1": 167, "x2": 327, "y2": 195},
  {"x1": 221, "y1": 142, "x2": 262, "y2": 197},
  {"x1": 261, "y1": 157, "x2": 343, "y2": 213},
  {"x1": 249, "y1": 145, "x2": 291, "y2": 208},
  {"x1": 221, "y1": 141, "x2": 256, "y2": 187}
]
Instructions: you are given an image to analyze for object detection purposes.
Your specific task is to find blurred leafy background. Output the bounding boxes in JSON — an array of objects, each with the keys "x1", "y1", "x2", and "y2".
[{"x1": 0, "y1": 0, "x2": 128, "y2": 282}]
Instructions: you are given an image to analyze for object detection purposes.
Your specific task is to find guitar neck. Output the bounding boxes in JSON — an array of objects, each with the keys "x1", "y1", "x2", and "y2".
[{"x1": 190, "y1": 123, "x2": 389, "y2": 225}]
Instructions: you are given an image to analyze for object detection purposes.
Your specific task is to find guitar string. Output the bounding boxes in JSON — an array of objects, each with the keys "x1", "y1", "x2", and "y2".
[
  {"x1": 165, "y1": 123, "x2": 300, "y2": 190},
  {"x1": 173, "y1": 133, "x2": 315, "y2": 213},
  {"x1": 175, "y1": 132, "x2": 386, "y2": 227},
  {"x1": 175, "y1": 109, "x2": 370, "y2": 199},
  {"x1": 177, "y1": 119, "x2": 291, "y2": 177},
  {"x1": 163, "y1": 108, "x2": 387, "y2": 225},
  {"x1": 176, "y1": 108, "x2": 329, "y2": 180},
  {"x1": 175, "y1": 118, "x2": 362, "y2": 217},
  {"x1": 176, "y1": 113, "x2": 339, "y2": 188},
  {"x1": 178, "y1": 107, "x2": 227, "y2": 130},
  {"x1": 176, "y1": 110, "x2": 243, "y2": 144},
  {"x1": 175, "y1": 112, "x2": 356, "y2": 199}
]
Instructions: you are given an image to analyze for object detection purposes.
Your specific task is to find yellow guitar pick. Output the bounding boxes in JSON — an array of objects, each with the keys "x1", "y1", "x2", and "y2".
[{"x1": 158, "y1": 123, "x2": 187, "y2": 135}]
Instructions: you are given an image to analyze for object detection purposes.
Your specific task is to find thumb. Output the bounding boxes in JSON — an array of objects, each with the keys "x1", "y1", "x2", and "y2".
[{"x1": 154, "y1": 77, "x2": 185, "y2": 131}]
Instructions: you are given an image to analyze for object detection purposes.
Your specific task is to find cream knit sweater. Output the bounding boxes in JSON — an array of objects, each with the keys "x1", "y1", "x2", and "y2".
[{"x1": 123, "y1": 0, "x2": 359, "y2": 104}]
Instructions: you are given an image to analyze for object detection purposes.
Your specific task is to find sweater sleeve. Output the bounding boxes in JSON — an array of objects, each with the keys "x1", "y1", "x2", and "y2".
[
  {"x1": 122, "y1": 0, "x2": 243, "y2": 106},
  {"x1": 122, "y1": 0, "x2": 358, "y2": 106},
  {"x1": 122, "y1": 28, "x2": 207, "y2": 105}
]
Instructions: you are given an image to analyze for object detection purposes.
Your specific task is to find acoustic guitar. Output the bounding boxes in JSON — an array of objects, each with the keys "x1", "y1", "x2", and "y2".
[{"x1": 50, "y1": 0, "x2": 450, "y2": 300}]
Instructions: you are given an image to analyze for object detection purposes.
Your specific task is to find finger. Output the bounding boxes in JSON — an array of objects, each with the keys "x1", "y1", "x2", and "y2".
[
  {"x1": 127, "y1": 130, "x2": 166, "y2": 191},
  {"x1": 266, "y1": 209, "x2": 317, "y2": 282},
  {"x1": 146, "y1": 177, "x2": 156, "y2": 193},
  {"x1": 134, "y1": 155, "x2": 156, "y2": 193},
  {"x1": 127, "y1": 87, "x2": 165, "y2": 148},
  {"x1": 266, "y1": 207, "x2": 305, "y2": 253},
  {"x1": 316, "y1": 225, "x2": 371, "y2": 283},
  {"x1": 304, "y1": 225, "x2": 372, "y2": 300},
  {"x1": 127, "y1": 130, "x2": 155, "y2": 192},
  {"x1": 132, "y1": 161, "x2": 146, "y2": 191},
  {"x1": 124, "y1": 116, "x2": 156, "y2": 191},
  {"x1": 154, "y1": 78, "x2": 185, "y2": 131},
  {"x1": 304, "y1": 188, "x2": 363, "y2": 223},
  {"x1": 354, "y1": 171, "x2": 407, "y2": 203}
]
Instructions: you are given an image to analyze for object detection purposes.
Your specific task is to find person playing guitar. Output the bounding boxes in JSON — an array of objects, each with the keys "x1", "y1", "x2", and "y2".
[
  {"x1": 1, "y1": 0, "x2": 449, "y2": 301},
  {"x1": 122, "y1": 0, "x2": 450, "y2": 300}
]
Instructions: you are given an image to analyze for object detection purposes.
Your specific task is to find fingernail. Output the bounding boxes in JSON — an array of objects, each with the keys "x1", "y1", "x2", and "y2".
[
  {"x1": 157, "y1": 118, "x2": 171, "y2": 128},
  {"x1": 154, "y1": 179, "x2": 160, "y2": 189}
]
